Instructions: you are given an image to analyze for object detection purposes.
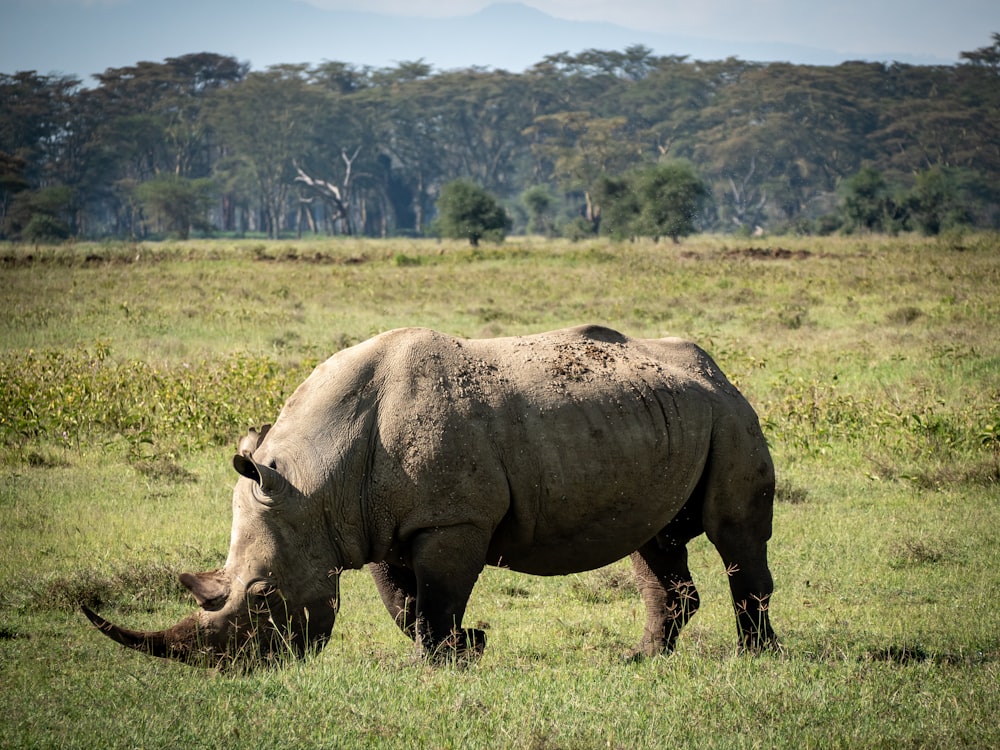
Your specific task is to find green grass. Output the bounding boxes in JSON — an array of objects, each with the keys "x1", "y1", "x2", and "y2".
[{"x1": 2, "y1": 233, "x2": 999, "y2": 748}]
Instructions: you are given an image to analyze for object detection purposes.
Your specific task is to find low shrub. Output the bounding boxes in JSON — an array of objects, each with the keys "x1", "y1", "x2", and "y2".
[{"x1": 0, "y1": 343, "x2": 315, "y2": 452}]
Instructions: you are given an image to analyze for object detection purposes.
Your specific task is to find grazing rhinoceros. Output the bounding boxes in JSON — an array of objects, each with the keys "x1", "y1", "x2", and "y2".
[{"x1": 83, "y1": 325, "x2": 777, "y2": 667}]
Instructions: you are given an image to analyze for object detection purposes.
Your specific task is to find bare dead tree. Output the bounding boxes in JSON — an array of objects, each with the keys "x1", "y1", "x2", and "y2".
[
  {"x1": 293, "y1": 147, "x2": 362, "y2": 235},
  {"x1": 728, "y1": 155, "x2": 768, "y2": 230}
]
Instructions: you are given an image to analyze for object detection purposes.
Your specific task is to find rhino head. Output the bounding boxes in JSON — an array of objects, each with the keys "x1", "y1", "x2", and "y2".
[{"x1": 82, "y1": 426, "x2": 342, "y2": 669}]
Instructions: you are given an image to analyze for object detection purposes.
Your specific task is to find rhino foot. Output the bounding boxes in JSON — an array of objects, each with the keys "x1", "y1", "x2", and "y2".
[
  {"x1": 424, "y1": 628, "x2": 487, "y2": 664},
  {"x1": 738, "y1": 631, "x2": 781, "y2": 656},
  {"x1": 623, "y1": 638, "x2": 675, "y2": 663}
]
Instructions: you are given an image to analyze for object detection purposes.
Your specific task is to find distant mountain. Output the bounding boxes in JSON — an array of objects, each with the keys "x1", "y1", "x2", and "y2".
[
  {"x1": 457, "y1": 3, "x2": 949, "y2": 68},
  {"x1": 1, "y1": 0, "x2": 952, "y2": 82}
]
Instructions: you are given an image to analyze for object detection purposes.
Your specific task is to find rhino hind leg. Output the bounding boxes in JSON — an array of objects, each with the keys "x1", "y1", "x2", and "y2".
[
  {"x1": 627, "y1": 539, "x2": 701, "y2": 660},
  {"x1": 716, "y1": 535, "x2": 776, "y2": 653},
  {"x1": 701, "y1": 415, "x2": 778, "y2": 653}
]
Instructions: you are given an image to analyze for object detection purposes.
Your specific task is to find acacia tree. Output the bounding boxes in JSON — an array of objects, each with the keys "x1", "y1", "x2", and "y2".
[
  {"x1": 620, "y1": 54, "x2": 711, "y2": 160},
  {"x1": 0, "y1": 152, "x2": 29, "y2": 237},
  {"x1": 296, "y1": 65, "x2": 396, "y2": 237},
  {"x1": 0, "y1": 72, "x2": 80, "y2": 181},
  {"x1": 434, "y1": 179, "x2": 510, "y2": 246},
  {"x1": 0, "y1": 72, "x2": 84, "y2": 232},
  {"x1": 431, "y1": 69, "x2": 529, "y2": 195},
  {"x1": 207, "y1": 66, "x2": 321, "y2": 237},
  {"x1": 693, "y1": 61, "x2": 873, "y2": 230},
  {"x1": 593, "y1": 173, "x2": 640, "y2": 239},
  {"x1": 360, "y1": 86, "x2": 434, "y2": 234},
  {"x1": 525, "y1": 111, "x2": 641, "y2": 232}
]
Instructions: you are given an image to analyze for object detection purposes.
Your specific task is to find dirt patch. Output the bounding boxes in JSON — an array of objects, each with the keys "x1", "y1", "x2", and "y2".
[
  {"x1": 2, "y1": 250, "x2": 149, "y2": 267},
  {"x1": 252, "y1": 251, "x2": 367, "y2": 265},
  {"x1": 1, "y1": 253, "x2": 35, "y2": 268},
  {"x1": 546, "y1": 340, "x2": 622, "y2": 382},
  {"x1": 722, "y1": 246, "x2": 813, "y2": 260},
  {"x1": 1, "y1": 249, "x2": 369, "y2": 267}
]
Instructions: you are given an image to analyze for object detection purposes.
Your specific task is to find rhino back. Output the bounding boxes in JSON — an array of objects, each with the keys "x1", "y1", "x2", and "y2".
[{"x1": 365, "y1": 326, "x2": 744, "y2": 575}]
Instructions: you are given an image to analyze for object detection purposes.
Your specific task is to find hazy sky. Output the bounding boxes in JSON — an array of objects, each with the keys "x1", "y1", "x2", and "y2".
[
  {"x1": 300, "y1": 0, "x2": 998, "y2": 60},
  {"x1": 2, "y1": 0, "x2": 998, "y2": 80}
]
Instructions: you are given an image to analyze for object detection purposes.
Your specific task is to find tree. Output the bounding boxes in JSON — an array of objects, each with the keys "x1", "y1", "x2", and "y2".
[
  {"x1": 907, "y1": 166, "x2": 975, "y2": 235},
  {"x1": 597, "y1": 161, "x2": 710, "y2": 242},
  {"x1": 0, "y1": 151, "x2": 30, "y2": 237},
  {"x1": 634, "y1": 161, "x2": 710, "y2": 242},
  {"x1": 621, "y1": 54, "x2": 711, "y2": 160},
  {"x1": 434, "y1": 179, "x2": 510, "y2": 246},
  {"x1": 522, "y1": 185, "x2": 556, "y2": 235},
  {"x1": 594, "y1": 173, "x2": 640, "y2": 239},
  {"x1": 295, "y1": 63, "x2": 391, "y2": 237},
  {"x1": 2, "y1": 185, "x2": 74, "y2": 241},
  {"x1": 423, "y1": 68, "x2": 532, "y2": 195},
  {"x1": 0, "y1": 71, "x2": 80, "y2": 183},
  {"x1": 134, "y1": 175, "x2": 216, "y2": 238},
  {"x1": 207, "y1": 66, "x2": 321, "y2": 238},
  {"x1": 959, "y1": 32, "x2": 1000, "y2": 73},
  {"x1": 840, "y1": 167, "x2": 898, "y2": 232},
  {"x1": 6, "y1": 45, "x2": 1000, "y2": 239},
  {"x1": 525, "y1": 112, "x2": 641, "y2": 232}
]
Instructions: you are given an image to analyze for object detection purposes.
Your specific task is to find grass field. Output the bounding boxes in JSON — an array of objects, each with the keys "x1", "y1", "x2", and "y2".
[{"x1": 2, "y1": 233, "x2": 999, "y2": 748}]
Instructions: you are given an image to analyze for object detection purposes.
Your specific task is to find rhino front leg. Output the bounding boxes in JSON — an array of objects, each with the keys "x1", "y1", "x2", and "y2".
[
  {"x1": 409, "y1": 525, "x2": 488, "y2": 661},
  {"x1": 627, "y1": 539, "x2": 700, "y2": 660},
  {"x1": 369, "y1": 562, "x2": 418, "y2": 641}
]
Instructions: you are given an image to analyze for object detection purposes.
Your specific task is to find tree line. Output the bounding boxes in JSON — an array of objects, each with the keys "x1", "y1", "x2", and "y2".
[{"x1": 2, "y1": 37, "x2": 999, "y2": 242}]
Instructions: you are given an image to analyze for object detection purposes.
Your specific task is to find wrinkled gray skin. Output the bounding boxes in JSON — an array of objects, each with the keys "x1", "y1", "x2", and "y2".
[{"x1": 84, "y1": 325, "x2": 776, "y2": 667}]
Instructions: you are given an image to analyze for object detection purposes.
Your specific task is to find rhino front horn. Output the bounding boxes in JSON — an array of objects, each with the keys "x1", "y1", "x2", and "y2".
[{"x1": 81, "y1": 605, "x2": 200, "y2": 661}]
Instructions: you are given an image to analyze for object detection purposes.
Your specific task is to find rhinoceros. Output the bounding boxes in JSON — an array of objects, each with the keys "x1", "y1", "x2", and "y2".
[{"x1": 83, "y1": 324, "x2": 776, "y2": 667}]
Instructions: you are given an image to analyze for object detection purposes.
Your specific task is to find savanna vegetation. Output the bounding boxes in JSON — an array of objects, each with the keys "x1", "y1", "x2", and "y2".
[
  {"x1": 3, "y1": 35, "x2": 1000, "y2": 242},
  {"x1": 1, "y1": 233, "x2": 998, "y2": 748}
]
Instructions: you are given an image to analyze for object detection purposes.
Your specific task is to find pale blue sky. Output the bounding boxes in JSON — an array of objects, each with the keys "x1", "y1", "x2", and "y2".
[{"x1": 3, "y1": 0, "x2": 998, "y2": 80}]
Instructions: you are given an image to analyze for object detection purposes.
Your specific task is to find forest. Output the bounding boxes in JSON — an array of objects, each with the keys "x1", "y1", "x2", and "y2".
[{"x1": 2, "y1": 36, "x2": 999, "y2": 241}]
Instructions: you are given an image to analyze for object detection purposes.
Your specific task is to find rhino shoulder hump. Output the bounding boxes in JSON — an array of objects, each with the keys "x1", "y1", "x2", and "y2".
[{"x1": 565, "y1": 324, "x2": 628, "y2": 344}]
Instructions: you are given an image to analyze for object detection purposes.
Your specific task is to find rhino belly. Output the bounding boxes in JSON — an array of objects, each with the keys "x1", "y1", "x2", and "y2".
[{"x1": 485, "y1": 483, "x2": 694, "y2": 576}]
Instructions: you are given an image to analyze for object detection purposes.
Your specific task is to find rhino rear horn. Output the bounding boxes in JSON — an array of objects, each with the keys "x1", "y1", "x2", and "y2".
[
  {"x1": 237, "y1": 424, "x2": 271, "y2": 458},
  {"x1": 179, "y1": 571, "x2": 230, "y2": 609}
]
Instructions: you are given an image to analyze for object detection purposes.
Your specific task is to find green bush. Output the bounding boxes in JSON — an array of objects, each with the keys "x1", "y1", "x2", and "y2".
[
  {"x1": 23, "y1": 213, "x2": 71, "y2": 242},
  {"x1": 0, "y1": 343, "x2": 314, "y2": 452},
  {"x1": 434, "y1": 179, "x2": 511, "y2": 246}
]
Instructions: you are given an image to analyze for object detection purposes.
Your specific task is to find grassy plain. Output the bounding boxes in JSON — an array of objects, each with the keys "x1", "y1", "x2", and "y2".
[{"x1": 1, "y1": 233, "x2": 999, "y2": 748}]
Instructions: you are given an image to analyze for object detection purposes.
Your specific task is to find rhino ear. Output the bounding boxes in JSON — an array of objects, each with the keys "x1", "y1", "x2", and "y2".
[
  {"x1": 179, "y1": 571, "x2": 230, "y2": 609},
  {"x1": 233, "y1": 453, "x2": 260, "y2": 481},
  {"x1": 232, "y1": 453, "x2": 286, "y2": 497}
]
